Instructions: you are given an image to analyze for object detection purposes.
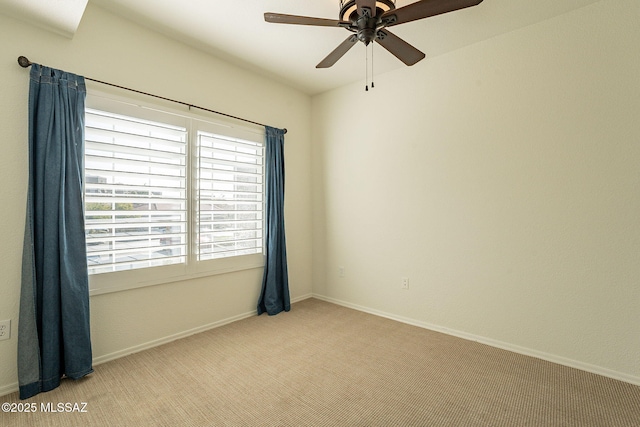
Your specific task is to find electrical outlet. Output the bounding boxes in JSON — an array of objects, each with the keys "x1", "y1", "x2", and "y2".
[
  {"x1": 0, "y1": 320, "x2": 10, "y2": 341},
  {"x1": 339, "y1": 266, "x2": 345, "y2": 278},
  {"x1": 401, "y1": 277, "x2": 409, "y2": 290}
]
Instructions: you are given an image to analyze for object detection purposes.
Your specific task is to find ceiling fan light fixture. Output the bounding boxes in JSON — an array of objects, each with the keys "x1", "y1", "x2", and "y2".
[{"x1": 339, "y1": 0, "x2": 396, "y2": 21}]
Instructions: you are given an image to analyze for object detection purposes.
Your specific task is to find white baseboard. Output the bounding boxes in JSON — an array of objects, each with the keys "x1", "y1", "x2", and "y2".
[
  {"x1": 312, "y1": 294, "x2": 640, "y2": 387},
  {"x1": 93, "y1": 310, "x2": 256, "y2": 366},
  {"x1": 291, "y1": 293, "x2": 313, "y2": 304},
  {"x1": 94, "y1": 293, "x2": 312, "y2": 367},
  {"x1": 0, "y1": 382, "x2": 18, "y2": 398}
]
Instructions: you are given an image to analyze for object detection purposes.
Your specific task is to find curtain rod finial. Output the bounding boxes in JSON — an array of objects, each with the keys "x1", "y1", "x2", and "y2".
[
  {"x1": 283, "y1": 128, "x2": 288, "y2": 134},
  {"x1": 18, "y1": 56, "x2": 32, "y2": 68}
]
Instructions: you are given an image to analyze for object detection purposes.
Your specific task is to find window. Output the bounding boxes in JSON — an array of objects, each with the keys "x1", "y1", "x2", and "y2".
[
  {"x1": 84, "y1": 92, "x2": 265, "y2": 294},
  {"x1": 196, "y1": 132, "x2": 263, "y2": 261},
  {"x1": 84, "y1": 109, "x2": 188, "y2": 274}
]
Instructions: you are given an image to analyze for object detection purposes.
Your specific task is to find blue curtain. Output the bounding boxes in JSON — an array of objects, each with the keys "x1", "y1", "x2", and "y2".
[
  {"x1": 257, "y1": 126, "x2": 290, "y2": 315},
  {"x1": 18, "y1": 64, "x2": 93, "y2": 400}
]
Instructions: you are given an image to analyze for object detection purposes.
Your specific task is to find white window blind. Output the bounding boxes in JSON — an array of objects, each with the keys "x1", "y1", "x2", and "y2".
[
  {"x1": 196, "y1": 132, "x2": 264, "y2": 261},
  {"x1": 84, "y1": 108, "x2": 188, "y2": 274}
]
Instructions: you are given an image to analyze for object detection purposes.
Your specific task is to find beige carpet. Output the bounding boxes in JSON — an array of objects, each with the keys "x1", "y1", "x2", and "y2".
[{"x1": 1, "y1": 298, "x2": 639, "y2": 426}]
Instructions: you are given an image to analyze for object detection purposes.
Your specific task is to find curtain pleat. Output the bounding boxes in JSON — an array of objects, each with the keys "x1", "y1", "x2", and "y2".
[
  {"x1": 257, "y1": 126, "x2": 290, "y2": 316},
  {"x1": 18, "y1": 64, "x2": 93, "y2": 400}
]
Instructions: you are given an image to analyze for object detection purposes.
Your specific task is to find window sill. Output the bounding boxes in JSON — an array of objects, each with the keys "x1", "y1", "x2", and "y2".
[{"x1": 88, "y1": 261, "x2": 265, "y2": 296}]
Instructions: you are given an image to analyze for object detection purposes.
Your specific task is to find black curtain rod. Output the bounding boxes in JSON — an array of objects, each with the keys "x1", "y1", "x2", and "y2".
[{"x1": 17, "y1": 56, "x2": 286, "y2": 134}]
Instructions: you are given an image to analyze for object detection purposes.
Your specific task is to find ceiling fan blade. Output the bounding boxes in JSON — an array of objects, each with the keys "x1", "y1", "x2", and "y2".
[
  {"x1": 316, "y1": 35, "x2": 359, "y2": 68},
  {"x1": 382, "y1": 0, "x2": 483, "y2": 26},
  {"x1": 376, "y1": 29, "x2": 425, "y2": 66},
  {"x1": 264, "y1": 13, "x2": 349, "y2": 27},
  {"x1": 356, "y1": 0, "x2": 377, "y2": 17}
]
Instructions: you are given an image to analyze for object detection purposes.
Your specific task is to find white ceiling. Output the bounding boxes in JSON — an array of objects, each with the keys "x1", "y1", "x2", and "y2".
[{"x1": 2, "y1": 0, "x2": 602, "y2": 94}]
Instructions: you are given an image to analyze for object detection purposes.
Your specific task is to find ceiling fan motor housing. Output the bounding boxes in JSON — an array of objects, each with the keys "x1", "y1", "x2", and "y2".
[
  {"x1": 339, "y1": 0, "x2": 396, "y2": 21},
  {"x1": 339, "y1": 0, "x2": 396, "y2": 45}
]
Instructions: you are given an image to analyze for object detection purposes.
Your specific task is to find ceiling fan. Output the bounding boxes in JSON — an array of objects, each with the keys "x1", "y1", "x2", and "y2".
[{"x1": 264, "y1": 0, "x2": 484, "y2": 68}]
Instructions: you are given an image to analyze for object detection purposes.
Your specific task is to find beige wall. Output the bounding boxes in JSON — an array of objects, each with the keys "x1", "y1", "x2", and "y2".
[
  {"x1": 0, "y1": 3, "x2": 313, "y2": 393},
  {"x1": 312, "y1": 0, "x2": 639, "y2": 383}
]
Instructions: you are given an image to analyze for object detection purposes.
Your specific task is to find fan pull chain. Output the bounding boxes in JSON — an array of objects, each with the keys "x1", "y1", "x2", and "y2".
[
  {"x1": 371, "y1": 43, "x2": 375, "y2": 89},
  {"x1": 365, "y1": 44, "x2": 369, "y2": 91}
]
